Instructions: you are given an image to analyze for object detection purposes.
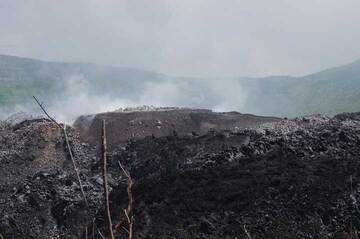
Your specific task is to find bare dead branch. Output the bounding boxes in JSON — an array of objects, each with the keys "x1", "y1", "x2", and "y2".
[
  {"x1": 243, "y1": 225, "x2": 253, "y2": 239},
  {"x1": 124, "y1": 209, "x2": 133, "y2": 239},
  {"x1": 122, "y1": 226, "x2": 130, "y2": 235},
  {"x1": 34, "y1": 96, "x2": 89, "y2": 209},
  {"x1": 97, "y1": 229, "x2": 105, "y2": 239},
  {"x1": 33, "y1": 96, "x2": 114, "y2": 238},
  {"x1": 115, "y1": 160, "x2": 134, "y2": 239},
  {"x1": 32, "y1": 96, "x2": 62, "y2": 128},
  {"x1": 33, "y1": 96, "x2": 105, "y2": 237},
  {"x1": 118, "y1": 161, "x2": 131, "y2": 179},
  {"x1": 118, "y1": 161, "x2": 133, "y2": 218},
  {"x1": 92, "y1": 218, "x2": 105, "y2": 239},
  {"x1": 102, "y1": 119, "x2": 115, "y2": 239},
  {"x1": 64, "y1": 124, "x2": 89, "y2": 208}
]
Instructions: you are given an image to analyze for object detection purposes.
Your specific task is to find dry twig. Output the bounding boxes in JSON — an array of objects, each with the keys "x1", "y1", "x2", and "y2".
[
  {"x1": 102, "y1": 119, "x2": 115, "y2": 239},
  {"x1": 33, "y1": 96, "x2": 89, "y2": 208},
  {"x1": 115, "y1": 161, "x2": 134, "y2": 239},
  {"x1": 32, "y1": 96, "x2": 62, "y2": 128},
  {"x1": 33, "y1": 96, "x2": 105, "y2": 238},
  {"x1": 64, "y1": 124, "x2": 89, "y2": 208},
  {"x1": 243, "y1": 225, "x2": 254, "y2": 239}
]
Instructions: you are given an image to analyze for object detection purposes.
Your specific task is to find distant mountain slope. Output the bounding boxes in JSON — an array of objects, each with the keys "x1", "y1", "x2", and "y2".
[
  {"x1": 1, "y1": 54, "x2": 360, "y2": 118},
  {"x1": 0, "y1": 55, "x2": 166, "y2": 111},
  {"x1": 241, "y1": 59, "x2": 360, "y2": 116}
]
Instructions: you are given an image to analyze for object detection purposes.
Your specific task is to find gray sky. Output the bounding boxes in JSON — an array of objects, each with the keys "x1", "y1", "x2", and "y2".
[{"x1": 1, "y1": 0, "x2": 360, "y2": 77}]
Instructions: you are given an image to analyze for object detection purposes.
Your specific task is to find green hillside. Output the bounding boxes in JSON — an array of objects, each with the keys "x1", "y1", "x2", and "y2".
[
  {"x1": 241, "y1": 60, "x2": 360, "y2": 116},
  {"x1": 0, "y1": 55, "x2": 166, "y2": 111},
  {"x1": 1, "y1": 54, "x2": 360, "y2": 117}
]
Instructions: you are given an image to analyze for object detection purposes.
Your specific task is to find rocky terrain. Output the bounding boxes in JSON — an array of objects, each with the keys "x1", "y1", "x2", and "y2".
[{"x1": 1, "y1": 110, "x2": 360, "y2": 238}]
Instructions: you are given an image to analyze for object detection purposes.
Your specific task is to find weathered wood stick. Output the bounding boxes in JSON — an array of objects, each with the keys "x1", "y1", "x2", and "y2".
[{"x1": 102, "y1": 119, "x2": 115, "y2": 239}]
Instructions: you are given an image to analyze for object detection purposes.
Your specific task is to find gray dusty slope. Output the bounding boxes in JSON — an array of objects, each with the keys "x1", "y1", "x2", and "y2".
[{"x1": 74, "y1": 108, "x2": 280, "y2": 150}]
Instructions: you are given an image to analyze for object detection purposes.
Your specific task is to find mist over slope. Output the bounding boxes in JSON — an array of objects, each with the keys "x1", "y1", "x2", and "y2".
[
  {"x1": 243, "y1": 59, "x2": 360, "y2": 116},
  {"x1": 1, "y1": 54, "x2": 360, "y2": 121}
]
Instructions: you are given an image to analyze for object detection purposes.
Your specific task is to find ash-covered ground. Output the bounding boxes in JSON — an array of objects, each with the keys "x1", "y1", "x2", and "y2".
[{"x1": 1, "y1": 110, "x2": 360, "y2": 238}]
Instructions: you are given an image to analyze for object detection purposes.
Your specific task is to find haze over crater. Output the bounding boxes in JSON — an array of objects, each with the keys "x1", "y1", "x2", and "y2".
[{"x1": 1, "y1": 0, "x2": 360, "y2": 78}]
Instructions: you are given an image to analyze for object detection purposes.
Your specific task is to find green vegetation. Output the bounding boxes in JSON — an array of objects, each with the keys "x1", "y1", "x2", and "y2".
[
  {"x1": 1, "y1": 54, "x2": 360, "y2": 117},
  {"x1": 241, "y1": 59, "x2": 360, "y2": 116}
]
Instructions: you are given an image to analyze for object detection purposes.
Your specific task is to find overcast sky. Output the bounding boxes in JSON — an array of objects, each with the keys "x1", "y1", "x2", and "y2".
[{"x1": 1, "y1": 0, "x2": 360, "y2": 77}]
